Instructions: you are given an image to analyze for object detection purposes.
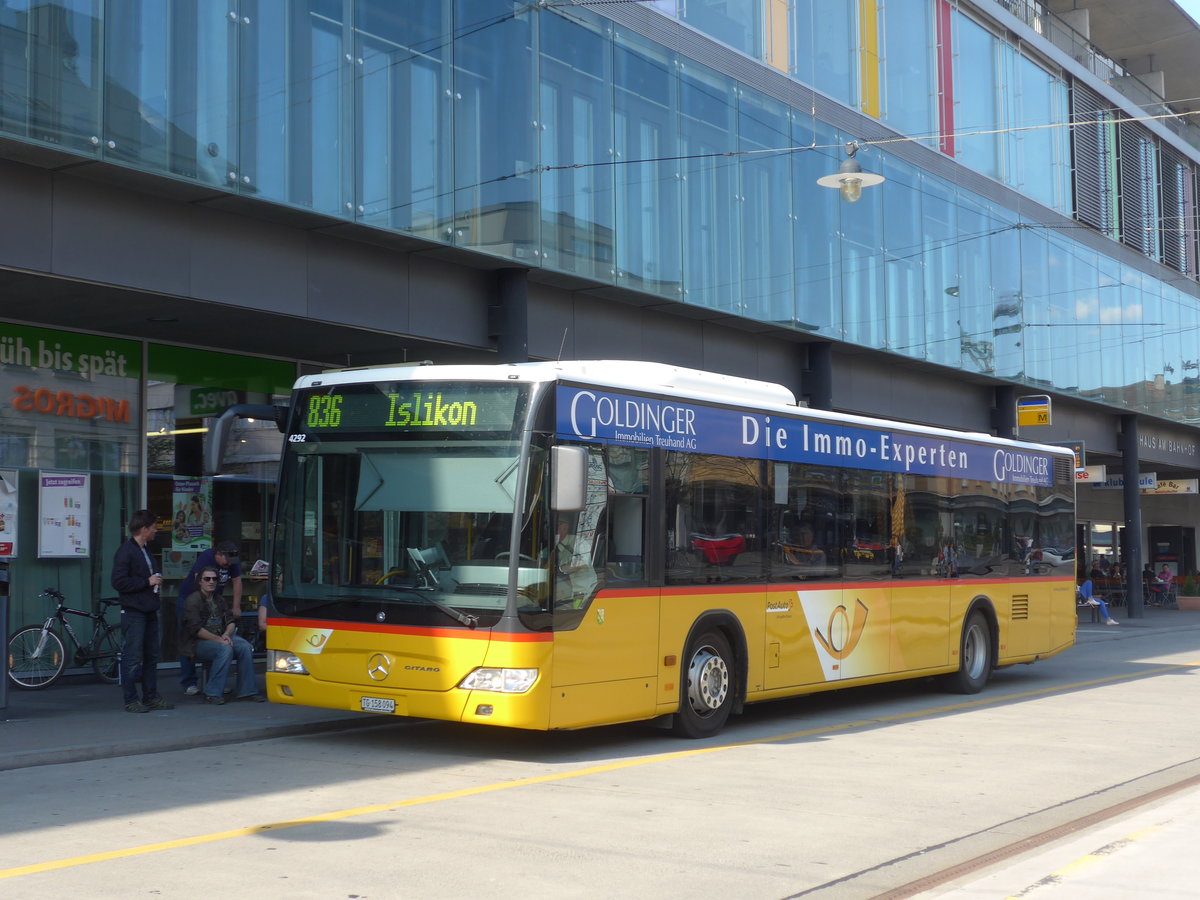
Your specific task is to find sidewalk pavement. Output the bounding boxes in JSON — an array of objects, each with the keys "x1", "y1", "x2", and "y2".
[
  {"x1": 3, "y1": 606, "x2": 1198, "y2": 772},
  {"x1": 0, "y1": 667, "x2": 386, "y2": 772}
]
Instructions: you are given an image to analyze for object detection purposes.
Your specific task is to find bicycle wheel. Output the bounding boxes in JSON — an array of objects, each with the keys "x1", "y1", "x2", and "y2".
[
  {"x1": 7, "y1": 626, "x2": 67, "y2": 689},
  {"x1": 90, "y1": 622, "x2": 123, "y2": 684}
]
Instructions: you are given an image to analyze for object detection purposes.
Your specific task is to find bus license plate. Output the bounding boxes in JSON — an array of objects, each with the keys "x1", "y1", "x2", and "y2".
[{"x1": 360, "y1": 696, "x2": 395, "y2": 714}]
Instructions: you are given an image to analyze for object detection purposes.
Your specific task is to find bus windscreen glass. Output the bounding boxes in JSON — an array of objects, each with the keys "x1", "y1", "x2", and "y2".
[{"x1": 274, "y1": 381, "x2": 538, "y2": 627}]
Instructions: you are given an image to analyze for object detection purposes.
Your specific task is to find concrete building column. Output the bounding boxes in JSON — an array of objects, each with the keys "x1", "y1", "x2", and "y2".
[
  {"x1": 492, "y1": 268, "x2": 529, "y2": 363},
  {"x1": 803, "y1": 342, "x2": 833, "y2": 411},
  {"x1": 992, "y1": 385, "x2": 1016, "y2": 439},
  {"x1": 1120, "y1": 414, "x2": 1144, "y2": 618}
]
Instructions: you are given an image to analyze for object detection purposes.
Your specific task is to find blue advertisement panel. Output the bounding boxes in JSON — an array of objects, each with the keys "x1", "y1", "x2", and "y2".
[{"x1": 556, "y1": 385, "x2": 1056, "y2": 487}]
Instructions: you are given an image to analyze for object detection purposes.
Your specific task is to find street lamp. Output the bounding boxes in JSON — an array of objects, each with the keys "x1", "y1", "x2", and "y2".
[{"x1": 817, "y1": 141, "x2": 885, "y2": 203}]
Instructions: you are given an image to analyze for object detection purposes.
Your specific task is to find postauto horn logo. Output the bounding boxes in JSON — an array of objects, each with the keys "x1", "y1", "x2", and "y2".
[{"x1": 814, "y1": 599, "x2": 869, "y2": 660}]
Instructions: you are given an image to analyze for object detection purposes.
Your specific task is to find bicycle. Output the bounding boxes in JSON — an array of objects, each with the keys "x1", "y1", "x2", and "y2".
[{"x1": 6, "y1": 588, "x2": 123, "y2": 689}]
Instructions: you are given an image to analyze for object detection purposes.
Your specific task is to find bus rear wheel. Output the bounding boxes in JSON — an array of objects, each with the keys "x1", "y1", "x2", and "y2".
[
  {"x1": 940, "y1": 611, "x2": 992, "y2": 694},
  {"x1": 674, "y1": 629, "x2": 734, "y2": 738}
]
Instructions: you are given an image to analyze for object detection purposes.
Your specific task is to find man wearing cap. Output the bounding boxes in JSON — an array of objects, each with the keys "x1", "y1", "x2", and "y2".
[{"x1": 176, "y1": 540, "x2": 243, "y2": 696}]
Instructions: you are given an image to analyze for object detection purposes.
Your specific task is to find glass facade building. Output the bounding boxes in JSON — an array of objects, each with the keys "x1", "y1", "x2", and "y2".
[{"x1": 1, "y1": 1, "x2": 1197, "y2": 425}]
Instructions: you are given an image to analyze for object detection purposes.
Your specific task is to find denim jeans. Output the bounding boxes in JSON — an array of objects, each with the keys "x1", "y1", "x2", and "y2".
[
  {"x1": 120, "y1": 608, "x2": 161, "y2": 705},
  {"x1": 193, "y1": 635, "x2": 257, "y2": 699}
]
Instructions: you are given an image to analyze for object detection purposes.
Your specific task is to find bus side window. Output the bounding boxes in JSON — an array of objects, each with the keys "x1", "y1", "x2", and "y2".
[
  {"x1": 605, "y1": 447, "x2": 648, "y2": 582},
  {"x1": 607, "y1": 494, "x2": 645, "y2": 581}
]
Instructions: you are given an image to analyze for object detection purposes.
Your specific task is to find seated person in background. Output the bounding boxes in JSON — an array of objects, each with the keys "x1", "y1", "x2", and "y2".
[
  {"x1": 1149, "y1": 565, "x2": 1174, "y2": 605},
  {"x1": 1078, "y1": 577, "x2": 1118, "y2": 626},
  {"x1": 780, "y1": 522, "x2": 826, "y2": 569},
  {"x1": 181, "y1": 564, "x2": 265, "y2": 704}
]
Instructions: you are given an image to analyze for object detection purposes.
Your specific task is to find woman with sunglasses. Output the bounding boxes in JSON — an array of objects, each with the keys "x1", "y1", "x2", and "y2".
[{"x1": 180, "y1": 564, "x2": 265, "y2": 704}]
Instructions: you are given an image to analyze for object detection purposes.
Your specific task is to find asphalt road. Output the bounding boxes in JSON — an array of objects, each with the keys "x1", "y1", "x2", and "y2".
[{"x1": 3, "y1": 622, "x2": 1199, "y2": 899}]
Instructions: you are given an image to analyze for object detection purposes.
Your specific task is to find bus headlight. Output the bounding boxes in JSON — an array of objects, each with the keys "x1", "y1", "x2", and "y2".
[
  {"x1": 458, "y1": 668, "x2": 538, "y2": 693},
  {"x1": 268, "y1": 651, "x2": 309, "y2": 675}
]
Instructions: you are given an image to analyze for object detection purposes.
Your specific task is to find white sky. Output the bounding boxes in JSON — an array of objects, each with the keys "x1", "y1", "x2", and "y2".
[{"x1": 1178, "y1": 0, "x2": 1200, "y2": 25}]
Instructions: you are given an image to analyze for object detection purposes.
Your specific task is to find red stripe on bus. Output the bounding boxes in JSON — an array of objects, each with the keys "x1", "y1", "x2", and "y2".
[{"x1": 270, "y1": 617, "x2": 553, "y2": 641}]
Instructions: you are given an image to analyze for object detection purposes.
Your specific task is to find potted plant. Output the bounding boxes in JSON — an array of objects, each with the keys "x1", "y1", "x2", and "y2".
[{"x1": 1177, "y1": 573, "x2": 1200, "y2": 611}]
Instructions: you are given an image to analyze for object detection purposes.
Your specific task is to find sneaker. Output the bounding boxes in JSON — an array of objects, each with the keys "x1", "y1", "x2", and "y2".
[
  {"x1": 184, "y1": 685, "x2": 200, "y2": 696},
  {"x1": 203, "y1": 695, "x2": 226, "y2": 705},
  {"x1": 124, "y1": 701, "x2": 149, "y2": 714},
  {"x1": 1106, "y1": 619, "x2": 1120, "y2": 626},
  {"x1": 235, "y1": 693, "x2": 267, "y2": 703},
  {"x1": 144, "y1": 696, "x2": 175, "y2": 710}
]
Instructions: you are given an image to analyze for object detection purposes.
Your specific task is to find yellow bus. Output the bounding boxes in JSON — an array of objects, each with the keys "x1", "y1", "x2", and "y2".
[{"x1": 261, "y1": 361, "x2": 1076, "y2": 737}]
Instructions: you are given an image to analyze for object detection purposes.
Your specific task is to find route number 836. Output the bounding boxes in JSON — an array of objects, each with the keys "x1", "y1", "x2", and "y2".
[{"x1": 306, "y1": 394, "x2": 343, "y2": 428}]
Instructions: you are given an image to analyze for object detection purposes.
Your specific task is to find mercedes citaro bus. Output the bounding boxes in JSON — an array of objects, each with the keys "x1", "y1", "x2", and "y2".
[{"x1": 219, "y1": 361, "x2": 1076, "y2": 738}]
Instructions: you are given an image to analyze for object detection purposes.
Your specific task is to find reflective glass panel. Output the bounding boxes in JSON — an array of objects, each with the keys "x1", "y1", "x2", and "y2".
[
  {"x1": 791, "y1": 0, "x2": 855, "y2": 107},
  {"x1": 613, "y1": 29, "x2": 680, "y2": 298},
  {"x1": 239, "y1": 0, "x2": 346, "y2": 216},
  {"x1": 953, "y1": 13, "x2": 998, "y2": 180},
  {"x1": 7, "y1": 0, "x2": 101, "y2": 153},
  {"x1": 955, "y1": 197, "x2": 996, "y2": 374},
  {"x1": 882, "y1": 0, "x2": 934, "y2": 138},
  {"x1": 881, "y1": 155, "x2": 923, "y2": 359},
  {"x1": 839, "y1": 141, "x2": 885, "y2": 351},
  {"x1": 792, "y1": 118, "x2": 841, "y2": 337},
  {"x1": 922, "y1": 176, "x2": 958, "y2": 367},
  {"x1": 453, "y1": 0, "x2": 535, "y2": 258},
  {"x1": 1119, "y1": 266, "x2": 1149, "y2": 413},
  {"x1": 1095, "y1": 255, "x2": 1124, "y2": 406},
  {"x1": 353, "y1": 1, "x2": 451, "y2": 241},
  {"x1": 680, "y1": 61, "x2": 739, "y2": 313},
  {"x1": 739, "y1": 87, "x2": 793, "y2": 325},
  {"x1": 103, "y1": 4, "x2": 233, "y2": 186},
  {"x1": 539, "y1": 10, "x2": 614, "y2": 281},
  {"x1": 679, "y1": 0, "x2": 761, "y2": 58}
]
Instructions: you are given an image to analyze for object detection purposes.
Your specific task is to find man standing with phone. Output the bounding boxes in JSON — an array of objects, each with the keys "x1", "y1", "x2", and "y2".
[{"x1": 111, "y1": 509, "x2": 175, "y2": 713}]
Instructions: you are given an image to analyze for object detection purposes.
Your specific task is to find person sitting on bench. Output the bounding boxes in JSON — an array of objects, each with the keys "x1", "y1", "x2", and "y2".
[{"x1": 1078, "y1": 577, "x2": 1118, "y2": 626}]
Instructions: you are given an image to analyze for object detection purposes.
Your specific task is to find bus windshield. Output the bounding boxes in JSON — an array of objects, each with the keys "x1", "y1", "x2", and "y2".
[{"x1": 273, "y1": 380, "x2": 541, "y2": 627}]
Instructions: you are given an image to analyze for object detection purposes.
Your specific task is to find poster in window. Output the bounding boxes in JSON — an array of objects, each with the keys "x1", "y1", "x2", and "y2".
[
  {"x1": 0, "y1": 468, "x2": 18, "y2": 556},
  {"x1": 172, "y1": 477, "x2": 213, "y2": 550},
  {"x1": 38, "y1": 472, "x2": 90, "y2": 558}
]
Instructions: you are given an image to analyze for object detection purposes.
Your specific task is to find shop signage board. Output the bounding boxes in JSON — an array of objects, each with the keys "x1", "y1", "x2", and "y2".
[
  {"x1": 1016, "y1": 394, "x2": 1051, "y2": 426},
  {"x1": 1094, "y1": 473, "x2": 1157, "y2": 490},
  {"x1": 37, "y1": 472, "x2": 89, "y2": 557},
  {"x1": 1076, "y1": 465, "x2": 1106, "y2": 483},
  {"x1": 1142, "y1": 479, "x2": 1199, "y2": 495},
  {"x1": 0, "y1": 469, "x2": 17, "y2": 556}
]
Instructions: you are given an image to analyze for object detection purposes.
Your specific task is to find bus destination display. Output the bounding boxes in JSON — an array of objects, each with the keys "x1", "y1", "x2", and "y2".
[{"x1": 296, "y1": 383, "x2": 521, "y2": 434}]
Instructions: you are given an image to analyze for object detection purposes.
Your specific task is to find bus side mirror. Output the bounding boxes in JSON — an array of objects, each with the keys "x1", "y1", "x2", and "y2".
[
  {"x1": 551, "y1": 446, "x2": 588, "y2": 512},
  {"x1": 203, "y1": 404, "x2": 289, "y2": 475}
]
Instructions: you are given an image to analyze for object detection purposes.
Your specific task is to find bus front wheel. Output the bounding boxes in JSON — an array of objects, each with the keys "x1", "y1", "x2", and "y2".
[
  {"x1": 674, "y1": 629, "x2": 734, "y2": 738},
  {"x1": 940, "y1": 611, "x2": 992, "y2": 694}
]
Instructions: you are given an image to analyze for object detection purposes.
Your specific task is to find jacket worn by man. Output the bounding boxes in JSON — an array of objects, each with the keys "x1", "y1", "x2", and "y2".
[
  {"x1": 111, "y1": 537, "x2": 161, "y2": 612},
  {"x1": 180, "y1": 590, "x2": 235, "y2": 660}
]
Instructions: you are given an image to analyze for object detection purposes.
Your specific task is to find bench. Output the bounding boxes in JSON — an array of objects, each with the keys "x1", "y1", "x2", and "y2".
[{"x1": 1076, "y1": 599, "x2": 1100, "y2": 624}]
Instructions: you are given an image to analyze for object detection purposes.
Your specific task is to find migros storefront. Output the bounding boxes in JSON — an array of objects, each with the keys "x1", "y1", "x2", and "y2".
[{"x1": 0, "y1": 320, "x2": 295, "y2": 669}]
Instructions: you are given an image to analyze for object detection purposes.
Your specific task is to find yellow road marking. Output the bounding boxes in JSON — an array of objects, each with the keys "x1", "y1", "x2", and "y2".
[
  {"x1": 2, "y1": 662, "x2": 1195, "y2": 880},
  {"x1": 1002, "y1": 824, "x2": 1165, "y2": 898}
]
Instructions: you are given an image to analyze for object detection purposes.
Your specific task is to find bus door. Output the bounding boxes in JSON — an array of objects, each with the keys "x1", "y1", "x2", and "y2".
[
  {"x1": 548, "y1": 447, "x2": 659, "y2": 727},
  {"x1": 782, "y1": 468, "x2": 897, "y2": 686}
]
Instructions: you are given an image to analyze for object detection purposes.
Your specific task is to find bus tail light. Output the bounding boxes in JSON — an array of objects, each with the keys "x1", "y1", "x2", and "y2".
[
  {"x1": 458, "y1": 668, "x2": 538, "y2": 693},
  {"x1": 269, "y1": 650, "x2": 310, "y2": 675}
]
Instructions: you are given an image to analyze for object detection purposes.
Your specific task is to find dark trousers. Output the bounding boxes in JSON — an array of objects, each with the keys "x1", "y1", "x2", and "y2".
[{"x1": 120, "y1": 608, "x2": 161, "y2": 705}]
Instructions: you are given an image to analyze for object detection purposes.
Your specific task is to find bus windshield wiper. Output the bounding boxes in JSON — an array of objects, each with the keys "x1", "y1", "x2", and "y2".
[{"x1": 377, "y1": 584, "x2": 479, "y2": 629}]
